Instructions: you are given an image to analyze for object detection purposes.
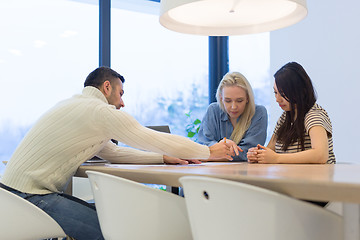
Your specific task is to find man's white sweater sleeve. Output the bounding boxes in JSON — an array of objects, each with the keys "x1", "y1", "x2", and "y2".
[
  {"x1": 101, "y1": 108, "x2": 211, "y2": 159},
  {"x1": 97, "y1": 141, "x2": 164, "y2": 164}
]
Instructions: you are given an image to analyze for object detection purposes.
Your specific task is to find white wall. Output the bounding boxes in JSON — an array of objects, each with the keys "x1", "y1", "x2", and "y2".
[{"x1": 269, "y1": 0, "x2": 360, "y2": 163}]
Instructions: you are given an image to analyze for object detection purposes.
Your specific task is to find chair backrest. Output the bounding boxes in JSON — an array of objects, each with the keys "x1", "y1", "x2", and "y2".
[
  {"x1": 0, "y1": 187, "x2": 66, "y2": 240},
  {"x1": 180, "y1": 176, "x2": 343, "y2": 240},
  {"x1": 86, "y1": 170, "x2": 192, "y2": 240}
]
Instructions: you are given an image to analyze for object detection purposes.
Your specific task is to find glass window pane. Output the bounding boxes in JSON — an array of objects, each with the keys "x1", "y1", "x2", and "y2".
[
  {"x1": 229, "y1": 33, "x2": 271, "y2": 143},
  {"x1": 111, "y1": 4, "x2": 208, "y2": 138},
  {"x1": 0, "y1": 0, "x2": 98, "y2": 173}
]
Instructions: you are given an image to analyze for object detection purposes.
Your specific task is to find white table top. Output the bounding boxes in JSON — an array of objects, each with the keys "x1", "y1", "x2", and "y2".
[{"x1": 76, "y1": 162, "x2": 360, "y2": 203}]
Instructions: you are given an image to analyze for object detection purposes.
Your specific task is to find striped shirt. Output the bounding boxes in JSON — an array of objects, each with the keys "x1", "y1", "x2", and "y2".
[{"x1": 274, "y1": 103, "x2": 335, "y2": 164}]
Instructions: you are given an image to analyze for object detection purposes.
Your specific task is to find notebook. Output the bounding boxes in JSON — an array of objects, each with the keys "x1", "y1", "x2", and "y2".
[{"x1": 146, "y1": 125, "x2": 171, "y2": 133}]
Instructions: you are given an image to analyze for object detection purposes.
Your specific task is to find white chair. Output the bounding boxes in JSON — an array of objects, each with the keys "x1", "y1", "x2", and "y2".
[
  {"x1": 179, "y1": 176, "x2": 343, "y2": 240},
  {"x1": 72, "y1": 176, "x2": 95, "y2": 202},
  {"x1": 0, "y1": 187, "x2": 66, "y2": 240},
  {"x1": 86, "y1": 170, "x2": 192, "y2": 240}
]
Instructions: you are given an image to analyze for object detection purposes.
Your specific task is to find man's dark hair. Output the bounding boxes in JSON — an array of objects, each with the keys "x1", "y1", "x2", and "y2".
[{"x1": 84, "y1": 66, "x2": 125, "y2": 88}]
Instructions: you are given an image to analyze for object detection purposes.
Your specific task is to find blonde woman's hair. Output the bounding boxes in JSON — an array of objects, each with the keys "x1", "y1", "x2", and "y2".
[{"x1": 216, "y1": 72, "x2": 255, "y2": 144}]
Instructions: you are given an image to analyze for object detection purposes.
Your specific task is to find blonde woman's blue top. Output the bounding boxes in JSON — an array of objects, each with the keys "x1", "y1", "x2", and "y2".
[{"x1": 198, "y1": 102, "x2": 268, "y2": 161}]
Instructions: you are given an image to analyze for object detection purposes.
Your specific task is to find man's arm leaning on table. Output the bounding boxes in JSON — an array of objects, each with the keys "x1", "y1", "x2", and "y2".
[{"x1": 97, "y1": 141, "x2": 201, "y2": 165}]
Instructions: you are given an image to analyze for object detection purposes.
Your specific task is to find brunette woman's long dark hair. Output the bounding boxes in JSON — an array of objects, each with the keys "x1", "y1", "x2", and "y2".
[{"x1": 274, "y1": 62, "x2": 317, "y2": 151}]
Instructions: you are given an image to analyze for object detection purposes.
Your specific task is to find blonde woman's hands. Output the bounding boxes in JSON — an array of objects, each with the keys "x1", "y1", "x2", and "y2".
[
  {"x1": 220, "y1": 138, "x2": 243, "y2": 156},
  {"x1": 209, "y1": 141, "x2": 234, "y2": 160},
  {"x1": 208, "y1": 139, "x2": 243, "y2": 161}
]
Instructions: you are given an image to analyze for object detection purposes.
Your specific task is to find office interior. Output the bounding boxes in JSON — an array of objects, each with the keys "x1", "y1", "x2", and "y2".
[
  {"x1": 1, "y1": 0, "x2": 358, "y2": 168},
  {"x1": 1, "y1": 0, "x2": 359, "y2": 239}
]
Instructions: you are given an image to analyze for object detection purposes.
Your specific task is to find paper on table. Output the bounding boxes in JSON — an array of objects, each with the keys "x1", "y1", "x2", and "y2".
[
  {"x1": 182, "y1": 162, "x2": 239, "y2": 166},
  {"x1": 146, "y1": 162, "x2": 240, "y2": 167},
  {"x1": 91, "y1": 161, "x2": 242, "y2": 168}
]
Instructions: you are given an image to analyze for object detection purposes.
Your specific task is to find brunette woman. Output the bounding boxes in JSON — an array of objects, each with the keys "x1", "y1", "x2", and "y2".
[{"x1": 247, "y1": 62, "x2": 335, "y2": 164}]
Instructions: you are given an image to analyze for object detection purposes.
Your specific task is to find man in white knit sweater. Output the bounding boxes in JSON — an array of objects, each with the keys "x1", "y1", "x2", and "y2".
[{"x1": 0, "y1": 66, "x2": 239, "y2": 240}]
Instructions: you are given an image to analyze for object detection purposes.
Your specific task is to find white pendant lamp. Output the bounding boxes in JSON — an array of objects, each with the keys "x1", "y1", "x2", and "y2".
[{"x1": 159, "y1": 0, "x2": 307, "y2": 36}]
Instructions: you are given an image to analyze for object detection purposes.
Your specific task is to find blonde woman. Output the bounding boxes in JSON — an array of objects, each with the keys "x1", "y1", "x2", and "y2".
[{"x1": 198, "y1": 72, "x2": 268, "y2": 161}]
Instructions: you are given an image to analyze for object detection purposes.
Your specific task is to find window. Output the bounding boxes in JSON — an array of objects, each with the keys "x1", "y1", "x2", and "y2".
[
  {"x1": 229, "y1": 33, "x2": 271, "y2": 142},
  {"x1": 111, "y1": 4, "x2": 271, "y2": 141},
  {"x1": 0, "y1": 0, "x2": 98, "y2": 174},
  {"x1": 111, "y1": 3, "x2": 208, "y2": 137},
  {"x1": 0, "y1": 1, "x2": 271, "y2": 177}
]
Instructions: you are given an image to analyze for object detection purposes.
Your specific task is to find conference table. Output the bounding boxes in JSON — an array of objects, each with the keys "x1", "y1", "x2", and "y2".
[{"x1": 75, "y1": 162, "x2": 360, "y2": 240}]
